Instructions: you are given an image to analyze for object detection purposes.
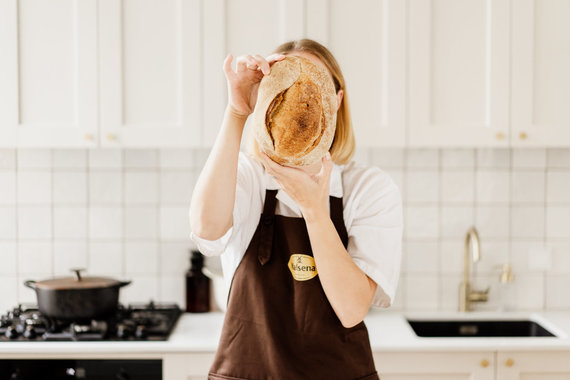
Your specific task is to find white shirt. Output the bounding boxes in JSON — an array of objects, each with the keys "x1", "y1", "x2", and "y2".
[{"x1": 190, "y1": 151, "x2": 403, "y2": 308}]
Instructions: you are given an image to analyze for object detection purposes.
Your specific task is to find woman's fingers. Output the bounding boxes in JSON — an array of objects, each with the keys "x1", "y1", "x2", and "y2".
[
  {"x1": 252, "y1": 54, "x2": 270, "y2": 75},
  {"x1": 223, "y1": 53, "x2": 235, "y2": 79}
]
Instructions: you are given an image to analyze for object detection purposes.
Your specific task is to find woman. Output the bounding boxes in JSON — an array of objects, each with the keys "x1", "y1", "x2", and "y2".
[{"x1": 189, "y1": 38, "x2": 403, "y2": 380}]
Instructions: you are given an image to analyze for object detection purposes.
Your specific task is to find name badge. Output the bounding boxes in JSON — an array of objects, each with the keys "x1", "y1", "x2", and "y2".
[{"x1": 288, "y1": 254, "x2": 318, "y2": 281}]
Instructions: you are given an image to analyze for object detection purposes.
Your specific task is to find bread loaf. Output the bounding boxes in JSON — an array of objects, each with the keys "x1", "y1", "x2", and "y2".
[{"x1": 251, "y1": 55, "x2": 337, "y2": 166}]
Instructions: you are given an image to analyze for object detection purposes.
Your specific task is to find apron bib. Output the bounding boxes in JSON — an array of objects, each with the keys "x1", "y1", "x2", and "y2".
[{"x1": 208, "y1": 189, "x2": 379, "y2": 380}]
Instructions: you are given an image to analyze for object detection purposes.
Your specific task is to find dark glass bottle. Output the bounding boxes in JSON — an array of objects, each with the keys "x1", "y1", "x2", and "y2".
[{"x1": 185, "y1": 250, "x2": 211, "y2": 313}]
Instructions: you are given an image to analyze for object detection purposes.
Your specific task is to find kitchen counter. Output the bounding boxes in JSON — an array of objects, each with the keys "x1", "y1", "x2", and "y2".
[{"x1": 1, "y1": 309, "x2": 569, "y2": 355}]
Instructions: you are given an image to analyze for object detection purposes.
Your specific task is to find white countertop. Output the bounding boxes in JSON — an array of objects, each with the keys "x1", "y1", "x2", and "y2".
[{"x1": 1, "y1": 310, "x2": 569, "y2": 355}]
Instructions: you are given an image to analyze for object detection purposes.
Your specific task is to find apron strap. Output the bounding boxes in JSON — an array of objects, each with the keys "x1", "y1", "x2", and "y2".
[
  {"x1": 329, "y1": 196, "x2": 349, "y2": 248},
  {"x1": 258, "y1": 189, "x2": 278, "y2": 266}
]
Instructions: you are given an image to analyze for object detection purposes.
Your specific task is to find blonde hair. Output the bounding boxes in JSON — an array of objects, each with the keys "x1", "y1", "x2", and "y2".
[{"x1": 245, "y1": 38, "x2": 355, "y2": 165}]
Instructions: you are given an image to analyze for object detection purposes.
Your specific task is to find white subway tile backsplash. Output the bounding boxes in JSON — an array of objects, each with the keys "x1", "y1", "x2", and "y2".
[
  {"x1": 441, "y1": 149, "x2": 474, "y2": 169},
  {"x1": 124, "y1": 149, "x2": 157, "y2": 169},
  {"x1": 53, "y1": 172, "x2": 87, "y2": 204},
  {"x1": 546, "y1": 275, "x2": 570, "y2": 309},
  {"x1": 53, "y1": 240, "x2": 87, "y2": 275},
  {"x1": 511, "y1": 206, "x2": 545, "y2": 239},
  {"x1": 546, "y1": 206, "x2": 570, "y2": 239},
  {"x1": 18, "y1": 241, "x2": 52, "y2": 275},
  {"x1": 405, "y1": 206, "x2": 439, "y2": 239},
  {"x1": 441, "y1": 206, "x2": 474, "y2": 239},
  {"x1": 0, "y1": 276, "x2": 19, "y2": 314},
  {"x1": 159, "y1": 149, "x2": 194, "y2": 169},
  {"x1": 88, "y1": 240, "x2": 123, "y2": 274},
  {"x1": 511, "y1": 171, "x2": 545, "y2": 203},
  {"x1": 407, "y1": 149, "x2": 439, "y2": 169},
  {"x1": 0, "y1": 149, "x2": 15, "y2": 169},
  {"x1": 53, "y1": 206, "x2": 87, "y2": 238},
  {"x1": 17, "y1": 149, "x2": 51, "y2": 169},
  {"x1": 53, "y1": 150, "x2": 87, "y2": 169},
  {"x1": 17, "y1": 171, "x2": 51, "y2": 204},
  {"x1": 512, "y1": 148, "x2": 546, "y2": 169},
  {"x1": 475, "y1": 206, "x2": 510, "y2": 239},
  {"x1": 125, "y1": 206, "x2": 157, "y2": 239},
  {"x1": 546, "y1": 170, "x2": 570, "y2": 203},
  {"x1": 89, "y1": 149, "x2": 123, "y2": 169},
  {"x1": 89, "y1": 171, "x2": 122, "y2": 204},
  {"x1": 476, "y1": 170, "x2": 510, "y2": 203},
  {"x1": 0, "y1": 172, "x2": 16, "y2": 204},
  {"x1": 0, "y1": 241, "x2": 17, "y2": 275},
  {"x1": 477, "y1": 148, "x2": 510, "y2": 168},
  {"x1": 0, "y1": 207, "x2": 16, "y2": 239},
  {"x1": 441, "y1": 171, "x2": 474, "y2": 204},
  {"x1": 406, "y1": 170, "x2": 439, "y2": 203},
  {"x1": 160, "y1": 206, "x2": 191, "y2": 240},
  {"x1": 125, "y1": 171, "x2": 158, "y2": 204},
  {"x1": 547, "y1": 148, "x2": 570, "y2": 168},
  {"x1": 160, "y1": 171, "x2": 195, "y2": 204},
  {"x1": 89, "y1": 207, "x2": 123, "y2": 239},
  {"x1": 125, "y1": 241, "x2": 158, "y2": 274},
  {"x1": 1, "y1": 147, "x2": 570, "y2": 312},
  {"x1": 18, "y1": 206, "x2": 52, "y2": 239}
]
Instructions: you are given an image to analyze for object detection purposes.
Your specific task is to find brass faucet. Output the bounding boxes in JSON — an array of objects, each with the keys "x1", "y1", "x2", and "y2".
[{"x1": 459, "y1": 227, "x2": 490, "y2": 312}]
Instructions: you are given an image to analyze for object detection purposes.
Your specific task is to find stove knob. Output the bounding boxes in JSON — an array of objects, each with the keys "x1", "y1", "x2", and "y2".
[
  {"x1": 5, "y1": 326, "x2": 18, "y2": 340},
  {"x1": 23, "y1": 325, "x2": 36, "y2": 339},
  {"x1": 116, "y1": 324, "x2": 131, "y2": 339},
  {"x1": 135, "y1": 325, "x2": 147, "y2": 339},
  {"x1": 10, "y1": 368, "x2": 22, "y2": 380}
]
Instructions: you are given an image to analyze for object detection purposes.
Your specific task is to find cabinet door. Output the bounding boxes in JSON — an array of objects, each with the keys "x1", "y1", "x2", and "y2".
[
  {"x1": 408, "y1": 0, "x2": 509, "y2": 147},
  {"x1": 98, "y1": 0, "x2": 201, "y2": 147},
  {"x1": 497, "y1": 351, "x2": 570, "y2": 380},
  {"x1": 0, "y1": 0, "x2": 97, "y2": 147},
  {"x1": 306, "y1": 0, "x2": 406, "y2": 147},
  {"x1": 163, "y1": 353, "x2": 215, "y2": 380},
  {"x1": 374, "y1": 351, "x2": 494, "y2": 380},
  {"x1": 511, "y1": 0, "x2": 570, "y2": 146}
]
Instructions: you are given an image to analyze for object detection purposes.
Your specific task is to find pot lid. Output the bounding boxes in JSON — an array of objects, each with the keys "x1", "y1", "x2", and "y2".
[{"x1": 32, "y1": 269, "x2": 127, "y2": 290}]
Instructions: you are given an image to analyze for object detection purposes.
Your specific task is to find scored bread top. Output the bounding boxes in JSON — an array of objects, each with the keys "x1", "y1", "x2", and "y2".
[{"x1": 251, "y1": 55, "x2": 337, "y2": 166}]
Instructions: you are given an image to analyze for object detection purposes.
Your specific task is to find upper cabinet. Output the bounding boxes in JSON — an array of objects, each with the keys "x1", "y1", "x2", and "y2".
[
  {"x1": 98, "y1": 0, "x2": 201, "y2": 147},
  {"x1": 511, "y1": 0, "x2": 570, "y2": 146},
  {"x1": 0, "y1": 0, "x2": 98, "y2": 147},
  {"x1": 1, "y1": 0, "x2": 569, "y2": 148},
  {"x1": 408, "y1": 0, "x2": 509, "y2": 147}
]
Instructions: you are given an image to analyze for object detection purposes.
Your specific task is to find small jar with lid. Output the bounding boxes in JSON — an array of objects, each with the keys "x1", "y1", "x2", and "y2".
[{"x1": 185, "y1": 250, "x2": 211, "y2": 313}]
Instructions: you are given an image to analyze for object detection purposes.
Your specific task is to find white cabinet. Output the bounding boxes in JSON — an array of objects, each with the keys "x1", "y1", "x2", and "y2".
[
  {"x1": 0, "y1": 0, "x2": 98, "y2": 147},
  {"x1": 375, "y1": 351, "x2": 494, "y2": 380},
  {"x1": 511, "y1": 0, "x2": 570, "y2": 146},
  {"x1": 98, "y1": 0, "x2": 201, "y2": 147},
  {"x1": 497, "y1": 351, "x2": 570, "y2": 380},
  {"x1": 408, "y1": 0, "x2": 510, "y2": 147}
]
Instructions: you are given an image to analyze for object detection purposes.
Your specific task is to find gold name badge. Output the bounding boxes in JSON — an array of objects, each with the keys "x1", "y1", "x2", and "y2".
[{"x1": 288, "y1": 254, "x2": 318, "y2": 281}]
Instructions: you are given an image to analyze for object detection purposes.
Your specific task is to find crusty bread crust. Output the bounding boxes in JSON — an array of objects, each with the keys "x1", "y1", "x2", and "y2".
[{"x1": 251, "y1": 55, "x2": 337, "y2": 166}]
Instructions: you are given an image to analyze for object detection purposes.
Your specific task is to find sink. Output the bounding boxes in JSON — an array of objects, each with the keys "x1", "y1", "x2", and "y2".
[{"x1": 406, "y1": 319, "x2": 558, "y2": 338}]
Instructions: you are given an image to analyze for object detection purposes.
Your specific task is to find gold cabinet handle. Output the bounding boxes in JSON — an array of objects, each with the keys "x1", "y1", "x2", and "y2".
[
  {"x1": 505, "y1": 358, "x2": 514, "y2": 367},
  {"x1": 519, "y1": 132, "x2": 527, "y2": 140},
  {"x1": 84, "y1": 133, "x2": 94, "y2": 141},
  {"x1": 496, "y1": 132, "x2": 505, "y2": 140},
  {"x1": 107, "y1": 133, "x2": 117, "y2": 141},
  {"x1": 480, "y1": 359, "x2": 489, "y2": 368}
]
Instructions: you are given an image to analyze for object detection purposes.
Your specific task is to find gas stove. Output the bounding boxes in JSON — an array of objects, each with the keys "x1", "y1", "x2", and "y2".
[{"x1": 0, "y1": 301, "x2": 182, "y2": 342}]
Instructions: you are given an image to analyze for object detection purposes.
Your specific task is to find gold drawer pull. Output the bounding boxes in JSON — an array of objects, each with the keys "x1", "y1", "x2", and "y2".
[
  {"x1": 84, "y1": 133, "x2": 94, "y2": 141},
  {"x1": 519, "y1": 132, "x2": 528, "y2": 140},
  {"x1": 107, "y1": 133, "x2": 117, "y2": 141},
  {"x1": 496, "y1": 132, "x2": 505, "y2": 140},
  {"x1": 480, "y1": 359, "x2": 489, "y2": 368},
  {"x1": 505, "y1": 358, "x2": 514, "y2": 367}
]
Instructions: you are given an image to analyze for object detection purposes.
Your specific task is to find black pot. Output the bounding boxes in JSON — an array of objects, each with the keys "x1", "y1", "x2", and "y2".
[{"x1": 24, "y1": 269, "x2": 131, "y2": 320}]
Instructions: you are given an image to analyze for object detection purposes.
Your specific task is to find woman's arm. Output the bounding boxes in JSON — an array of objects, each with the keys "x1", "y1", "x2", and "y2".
[
  {"x1": 190, "y1": 53, "x2": 284, "y2": 240},
  {"x1": 304, "y1": 215, "x2": 377, "y2": 328},
  {"x1": 189, "y1": 105, "x2": 247, "y2": 240}
]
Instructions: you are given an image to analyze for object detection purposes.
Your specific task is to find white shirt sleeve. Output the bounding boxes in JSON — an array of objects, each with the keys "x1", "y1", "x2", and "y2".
[
  {"x1": 189, "y1": 151, "x2": 256, "y2": 257},
  {"x1": 346, "y1": 168, "x2": 404, "y2": 308}
]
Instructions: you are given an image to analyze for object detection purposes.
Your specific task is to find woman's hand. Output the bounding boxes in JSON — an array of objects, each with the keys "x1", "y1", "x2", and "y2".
[
  {"x1": 223, "y1": 53, "x2": 286, "y2": 117},
  {"x1": 260, "y1": 152, "x2": 334, "y2": 222}
]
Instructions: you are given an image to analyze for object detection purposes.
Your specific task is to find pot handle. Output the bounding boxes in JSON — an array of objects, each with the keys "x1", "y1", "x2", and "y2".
[
  {"x1": 24, "y1": 280, "x2": 37, "y2": 289},
  {"x1": 118, "y1": 280, "x2": 132, "y2": 288}
]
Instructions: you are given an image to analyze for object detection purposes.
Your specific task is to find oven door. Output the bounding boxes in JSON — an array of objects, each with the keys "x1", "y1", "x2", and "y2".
[{"x1": 0, "y1": 359, "x2": 162, "y2": 380}]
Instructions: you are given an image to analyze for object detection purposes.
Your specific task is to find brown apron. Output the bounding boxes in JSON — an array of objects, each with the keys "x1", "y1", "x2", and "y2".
[{"x1": 208, "y1": 189, "x2": 379, "y2": 380}]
